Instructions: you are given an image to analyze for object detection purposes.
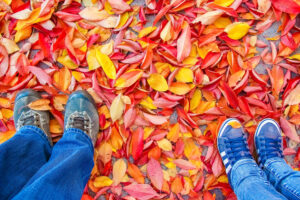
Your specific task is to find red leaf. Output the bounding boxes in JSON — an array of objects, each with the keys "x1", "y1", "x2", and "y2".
[
  {"x1": 131, "y1": 127, "x2": 144, "y2": 160},
  {"x1": 271, "y1": 0, "x2": 300, "y2": 14},
  {"x1": 220, "y1": 81, "x2": 239, "y2": 108},
  {"x1": 173, "y1": 159, "x2": 196, "y2": 170},
  {"x1": 280, "y1": 117, "x2": 300, "y2": 143},
  {"x1": 147, "y1": 158, "x2": 163, "y2": 190},
  {"x1": 123, "y1": 184, "x2": 159, "y2": 200}
]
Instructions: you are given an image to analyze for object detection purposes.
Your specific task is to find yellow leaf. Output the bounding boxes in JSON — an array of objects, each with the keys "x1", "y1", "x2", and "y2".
[
  {"x1": 288, "y1": 53, "x2": 300, "y2": 60},
  {"x1": 228, "y1": 120, "x2": 242, "y2": 128},
  {"x1": 225, "y1": 22, "x2": 250, "y2": 40},
  {"x1": 175, "y1": 68, "x2": 194, "y2": 83},
  {"x1": 217, "y1": 175, "x2": 229, "y2": 183},
  {"x1": 140, "y1": 96, "x2": 157, "y2": 110},
  {"x1": 110, "y1": 94, "x2": 125, "y2": 122},
  {"x1": 157, "y1": 138, "x2": 172, "y2": 151},
  {"x1": 138, "y1": 26, "x2": 157, "y2": 38},
  {"x1": 113, "y1": 159, "x2": 127, "y2": 185},
  {"x1": 0, "y1": 38, "x2": 19, "y2": 54},
  {"x1": 72, "y1": 71, "x2": 85, "y2": 82},
  {"x1": 116, "y1": 12, "x2": 129, "y2": 28},
  {"x1": 87, "y1": 48, "x2": 100, "y2": 70},
  {"x1": 3, "y1": 0, "x2": 11, "y2": 5},
  {"x1": 182, "y1": 57, "x2": 198, "y2": 66},
  {"x1": 144, "y1": 127, "x2": 155, "y2": 139},
  {"x1": 0, "y1": 130, "x2": 15, "y2": 144},
  {"x1": 214, "y1": 0, "x2": 235, "y2": 7},
  {"x1": 57, "y1": 55, "x2": 78, "y2": 69},
  {"x1": 195, "y1": 101, "x2": 215, "y2": 114},
  {"x1": 115, "y1": 69, "x2": 143, "y2": 89},
  {"x1": 79, "y1": 7, "x2": 110, "y2": 21},
  {"x1": 183, "y1": 138, "x2": 201, "y2": 159},
  {"x1": 160, "y1": 21, "x2": 172, "y2": 41},
  {"x1": 96, "y1": 49, "x2": 116, "y2": 79},
  {"x1": 169, "y1": 82, "x2": 194, "y2": 95},
  {"x1": 0, "y1": 97, "x2": 11, "y2": 108},
  {"x1": 104, "y1": 1, "x2": 115, "y2": 14},
  {"x1": 99, "y1": 40, "x2": 114, "y2": 55},
  {"x1": 190, "y1": 89, "x2": 202, "y2": 111},
  {"x1": 147, "y1": 73, "x2": 168, "y2": 92},
  {"x1": 1, "y1": 108, "x2": 13, "y2": 119},
  {"x1": 214, "y1": 17, "x2": 232, "y2": 28},
  {"x1": 15, "y1": 26, "x2": 32, "y2": 42},
  {"x1": 94, "y1": 176, "x2": 113, "y2": 188}
]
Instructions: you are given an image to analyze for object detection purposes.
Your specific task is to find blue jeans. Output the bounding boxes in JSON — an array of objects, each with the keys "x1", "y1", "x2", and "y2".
[
  {"x1": 0, "y1": 125, "x2": 94, "y2": 200},
  {"x1": 231, "y1": 158, "x2": 300, "y2": 200}
]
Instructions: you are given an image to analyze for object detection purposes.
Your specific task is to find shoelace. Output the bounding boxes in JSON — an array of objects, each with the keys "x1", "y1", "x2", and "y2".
[
  {"x1": 259, "y1": 137, "x2": 283, "y2": 163},
  {"x1": 71, "y1": 116, "x2": 89, "y2": 133},
  {"x1": 19, "y1": 112, "x2": 40, "y2": 128},
  {"x1": 225, "y1": 137, "x2": 252, "y2": 163}
]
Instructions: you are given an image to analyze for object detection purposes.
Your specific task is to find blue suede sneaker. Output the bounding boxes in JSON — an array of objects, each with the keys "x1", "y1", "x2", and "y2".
[
  {"x1": 14, "y1": 89, "x2": 52, "y2": 145},
  {"x1": 64, "y1": 90, "x2": 99, "y2": 145},
  {"x1": 254, "y1": 118, "x2": 284, "y2": 168},
  {"x1": 217, "y1": 118, "x2": 252, "y2": 179}
]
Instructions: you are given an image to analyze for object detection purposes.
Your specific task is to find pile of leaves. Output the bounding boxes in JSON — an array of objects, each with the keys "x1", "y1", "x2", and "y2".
[{"x1": 0, "y1": 0, "x2": 299, "y2": 199}]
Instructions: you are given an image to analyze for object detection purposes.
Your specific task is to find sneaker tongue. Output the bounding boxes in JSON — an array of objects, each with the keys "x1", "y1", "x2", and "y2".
[
  {"x1": 227, "y1": 127, "x2": 244, "y2": 139},
  {"x1": 264, "y1": 125, "x2": 279, "y2": 139},
  {"x1": 23, "y1": 115, "x2": 35, "y2": 126}
]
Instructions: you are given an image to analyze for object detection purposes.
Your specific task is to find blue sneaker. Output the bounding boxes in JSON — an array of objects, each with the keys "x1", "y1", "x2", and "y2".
[
  {"x1": 64, "y1": 90, "x2": 99, "y2": 145},
  {"x1": 14, "y1": 89, "x2": 52, "y2": 145},
  {"x1": 217, "y1": 118, "x2": 252, "y2": 179},
  {"x1": 254, "y1": 118, "x2": 284, "y2": 168}
]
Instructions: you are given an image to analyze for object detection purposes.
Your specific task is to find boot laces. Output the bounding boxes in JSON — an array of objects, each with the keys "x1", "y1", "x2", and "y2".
[
  {"x1": 68, "y1": 111, "x2": 91, "y2": 134},
  {"x1": 18, "y1": 111, "x2": 41, "y2": 128}
]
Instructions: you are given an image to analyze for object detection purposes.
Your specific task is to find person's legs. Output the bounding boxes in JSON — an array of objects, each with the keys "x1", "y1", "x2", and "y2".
[
  {"x1": 217, "y1": 118, "x2": 287, "y2": 200},
  {"x1": 255, "y1": 118, "x2": 300, "y2": 200},
  {"x1": 13, "y1": 91, "x2": 99, "y2": 200},
  {"x1": 0, "y1": 89, "x2": 52, "y2": 199}
]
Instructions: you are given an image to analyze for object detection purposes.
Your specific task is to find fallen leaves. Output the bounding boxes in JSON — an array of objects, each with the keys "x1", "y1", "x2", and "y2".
[{"x1": 0, "y1": 0, "x2": 299, "y2": 199}]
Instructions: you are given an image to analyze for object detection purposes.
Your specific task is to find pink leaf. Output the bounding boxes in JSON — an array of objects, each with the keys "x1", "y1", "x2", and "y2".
[
  {"x1": 212, "y1": 153, "x2": 223, "y2": 177},
  {"x1": 108, "y1": 0, "x2": 131, "y2": 14},
  {"x1": 123, "y1": 184, "x2": 159, "y2": 200},
  {"x1": 0, "y1": 44, "x2": 9, "y2": 78},
  {"x1": 177, "y1": 23, "x2": 191, "y2": 62},
  {"x1": 124, "y1": 107, "x2": 136, "y2": 128},
  {"x1": 28, "y1": 66, "x2": 52, "y2": 85},
  {"x1": 147, "y1": 158, "x2": 163, "y2": 190},
  {"x1": 143, "y1": 112, "x2": 168, "y2": 125},
  {"x1": 280, "y1": 117, "x2": 300, "y2": 143},
  {"x1": 173, "y1": 159, "x2": 196, "y2": 170}
]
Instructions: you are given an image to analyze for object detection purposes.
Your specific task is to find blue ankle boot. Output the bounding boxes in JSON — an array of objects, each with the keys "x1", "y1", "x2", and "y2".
[
  {"x1": 254, "y1": 118, "x2": 284, "y2": 168},
  {"x1": 217, "y1": 118, "x2": 252, "y2": 179},
  {"x1": 14, "y1": 89, "x2": 52, "y2": 145},
  {"x1": 64, "y1": 91, "x2": 99, "y2": 145}
]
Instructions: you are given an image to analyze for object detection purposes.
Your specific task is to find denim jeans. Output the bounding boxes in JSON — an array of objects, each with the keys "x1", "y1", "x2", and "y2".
[
  {"x1": 0, "y1": 125, "x2": 94, "y2": 200},
  {"x1": 231, "y1": 158, "x2": 300, "y2": 200}
]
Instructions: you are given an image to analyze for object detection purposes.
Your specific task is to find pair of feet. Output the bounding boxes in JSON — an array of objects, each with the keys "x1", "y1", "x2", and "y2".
[
  {"x1": 14, "y1": 89, "x2": 99, "y2": 146},
  {"x1": 218, "y1": 118, "x2": 284, "y2": 179}
]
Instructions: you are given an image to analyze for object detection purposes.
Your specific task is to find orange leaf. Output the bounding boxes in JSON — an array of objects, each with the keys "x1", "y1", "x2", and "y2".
[
  {"x1": 127, "y1": 162, "x2": 145, "y2": 184},
  {"x1": 28, "y1": 99, "x2": 51, "y2": 110},
  {"x1": 267, "y1": 65, "x2": 283, "y2": 99},
  {"x1": 112, "y1": 159, "x2": 127, "y2": 186}
]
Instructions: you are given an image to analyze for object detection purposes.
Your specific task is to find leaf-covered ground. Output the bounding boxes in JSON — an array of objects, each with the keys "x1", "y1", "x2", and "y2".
[{"x1": 0, "y1": 0, "x2": 299, "y2": 200}]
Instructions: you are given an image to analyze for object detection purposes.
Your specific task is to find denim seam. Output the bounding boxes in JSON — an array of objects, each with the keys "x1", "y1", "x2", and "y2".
[
  {"x1": 64, "y1": 128, "x2": 94, "y2": 152},
  {"x1": 17, "y1": 125, "x2": 52, "y2": 148},
  {"x1": 282, "y1": 182, "x2": 300, "y2": 199}
]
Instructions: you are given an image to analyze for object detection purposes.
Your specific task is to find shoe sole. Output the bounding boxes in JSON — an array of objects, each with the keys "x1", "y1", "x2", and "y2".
[
  {"x1": 254, "y1": 118, "x2": 281, "y2": 153},
  {"x1": 217, "y1": 118, "x2": 241, "y2": 153}
]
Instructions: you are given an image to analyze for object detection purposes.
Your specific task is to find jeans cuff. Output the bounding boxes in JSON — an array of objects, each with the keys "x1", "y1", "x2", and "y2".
[
  {"x1": 64, "y1": 128, "x2": 94, "y2": 152},
  {"x1": 230, "y1": 158, "x2": 257, "y2": 187},
  {"x1": 264, "y1": 157, "x2": 286, "y2": 169},
  {"x1": 17, "y1": 125, "x2": 52, "y2": 148}
]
